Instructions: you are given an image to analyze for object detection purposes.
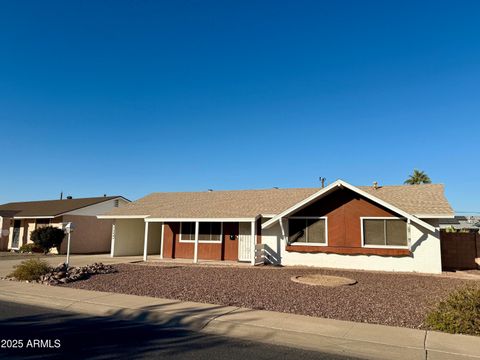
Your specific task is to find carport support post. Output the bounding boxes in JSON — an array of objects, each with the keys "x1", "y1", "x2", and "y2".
[
  {"x1": 251, "y1": 220, "x2": 256, "y2": 265},
  {"x1": 160, "y1": 222, "x2": 164, "y2": 259},
  {"x1": 110, "y1": 221, "x2": 116, "y2": 258},
  {"x1": 143, "y1": 221, "x2": 149, "y2": 262},
  {"x1": 194, "y1": 221, "x2": 199, "y2": 263}
]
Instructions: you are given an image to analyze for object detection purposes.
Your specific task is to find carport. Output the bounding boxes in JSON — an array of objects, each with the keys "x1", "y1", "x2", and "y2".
[{"x1": 109, "y1": 218, "x2": 162, "y2": 258}]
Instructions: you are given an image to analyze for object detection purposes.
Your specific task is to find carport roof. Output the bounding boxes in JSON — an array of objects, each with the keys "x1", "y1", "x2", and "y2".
[
  {"x1": 103, "y1": 182, "x2": 453, "y2": 220},
  {"x1": 0, "y1": 196, "x2": 125, "y2": 218}
]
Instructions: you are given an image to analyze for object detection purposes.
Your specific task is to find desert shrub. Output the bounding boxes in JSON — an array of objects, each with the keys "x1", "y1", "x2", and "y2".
[
  {"x1": 8, "y1": 258, "x2": 52, "y2": 281},
  {"x1": 19, "y1": 243, "x2": 42, "y2": 253},
  {"x1": 425, "y1": 285, "x2": 480, "y2": 336},
  {"x1": 30, "y1": 226, "x2": 65, "y2": 254}
]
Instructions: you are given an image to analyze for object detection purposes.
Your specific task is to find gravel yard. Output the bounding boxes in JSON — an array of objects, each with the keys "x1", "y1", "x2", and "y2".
[{"x1": 64, "y1": 263, "x2": 475, "y2": 329}]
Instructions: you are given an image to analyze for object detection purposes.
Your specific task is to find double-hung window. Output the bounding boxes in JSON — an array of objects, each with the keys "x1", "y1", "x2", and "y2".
[
  {"x1": 362, "y1": 218, "x2": 408, "y2": 248},
  {"x1": 288, "y1": 217, "x2": 327, "y2": 245}
]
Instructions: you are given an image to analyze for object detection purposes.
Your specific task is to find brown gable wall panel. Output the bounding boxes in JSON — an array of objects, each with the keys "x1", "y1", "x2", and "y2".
[{"x1": 291, "y1": 188, "x2": 401, "y2": 253}]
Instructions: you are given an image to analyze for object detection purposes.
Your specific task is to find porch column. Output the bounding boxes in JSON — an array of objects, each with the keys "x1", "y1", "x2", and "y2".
[
  {"x1": 251, "y1": 220, "x2": 256, "y2": 265},
  {"x1": 193, "y1": 221, "x2": 199, "y2": 263},
  {"x1": 160, "y1": 222, "x2": 165, "y2": 259},
  {"x1": 407, "y1": 218, "x2": 412, "y2": 249},
  {"x1": 110, "y1": 221, "x2": 116, "y2": 258},
  {"x1": 143, "y1": 221, "x2": 149, "y2": 261}
]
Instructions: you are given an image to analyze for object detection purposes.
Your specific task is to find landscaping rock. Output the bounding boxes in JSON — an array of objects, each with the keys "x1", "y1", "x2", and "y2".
[
  {"x1": 65, "y1": 263, "x2": 473, "y2": 330},
  {"x1": 38, "y1": 262, "x2": 117, "y2": 285}
]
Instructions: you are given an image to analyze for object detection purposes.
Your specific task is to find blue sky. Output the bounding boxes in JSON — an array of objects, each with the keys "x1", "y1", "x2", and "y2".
[{"x1": 1, "y1": 1, "x2": 479, "y2": 213}]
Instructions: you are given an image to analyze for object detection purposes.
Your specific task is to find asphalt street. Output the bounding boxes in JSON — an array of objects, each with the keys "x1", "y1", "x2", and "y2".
[{"x1": 0, "y1": 300, "x2": 359, "y2": 360}]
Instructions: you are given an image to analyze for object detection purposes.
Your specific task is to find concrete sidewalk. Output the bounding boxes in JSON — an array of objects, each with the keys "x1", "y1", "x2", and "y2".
[{"x1": 0, "y1": 280, "x2": 478, "y2": 360}]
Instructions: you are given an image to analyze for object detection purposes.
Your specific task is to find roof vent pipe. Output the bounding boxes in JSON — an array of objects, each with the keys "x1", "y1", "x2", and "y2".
[
  {"x1": 207, "y1": 189, "x2": 213, "y2": 192},
  {"x1": 319, "y1": 177, "x2": 326, "y2": 188},
  {"x1": 373, "y1": 181, "x2": 378, "y2": 190}
]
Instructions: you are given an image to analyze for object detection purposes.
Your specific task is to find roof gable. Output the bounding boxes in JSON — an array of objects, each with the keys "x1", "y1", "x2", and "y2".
[
  {"x1": 0, "y1": 196, "x2": 125, "y2": 218},
  {"x1": 261, "y1": 180, "x2": 439, "y2": 232}
]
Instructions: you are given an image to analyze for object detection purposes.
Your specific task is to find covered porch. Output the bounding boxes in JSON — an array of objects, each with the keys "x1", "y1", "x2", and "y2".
[{"x1": 109, "y1": 217, "x2": 260, "y2": 265}]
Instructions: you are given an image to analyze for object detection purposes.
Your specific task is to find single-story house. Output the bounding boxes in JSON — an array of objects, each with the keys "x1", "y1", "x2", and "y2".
[
  {"x1": 0, "y1": 196, "x2": 130, "y2": 253},
  {"x1": 99, "y1": 180, "x2": 454, "y2": 274}
]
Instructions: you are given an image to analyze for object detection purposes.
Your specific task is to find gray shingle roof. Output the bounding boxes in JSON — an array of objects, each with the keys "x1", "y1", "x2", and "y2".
[
  {"x1": 0, "y1": 196, "x2": 123, "y2": 217},
  {"x1": 105, "y1": 184, "x2": 453, "y2": 219}
]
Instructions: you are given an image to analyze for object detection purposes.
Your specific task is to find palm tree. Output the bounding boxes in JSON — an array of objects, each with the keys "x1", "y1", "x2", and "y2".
[{"x1": 404, "y1": 169, "x2": 432, "y2": 185}]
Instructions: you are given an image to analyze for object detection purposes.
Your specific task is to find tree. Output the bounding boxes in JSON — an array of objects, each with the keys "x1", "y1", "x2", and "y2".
[
  {"x1": 30, "y1": 226, "x2": 65, "y2": 254},
  {"x1": 404, "y1": 169, "x2": 432, "y2": 185}
]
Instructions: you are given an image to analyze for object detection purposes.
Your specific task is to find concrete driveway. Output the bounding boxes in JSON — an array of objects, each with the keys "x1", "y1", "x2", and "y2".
[{"x1": 0, "y1": 253, "x2": 142, "y2": 277}]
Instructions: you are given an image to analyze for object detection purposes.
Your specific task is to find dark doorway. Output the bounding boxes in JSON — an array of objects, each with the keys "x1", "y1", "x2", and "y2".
[{"x1": 11, "y1": 220, "x2": 21, "y2": 249}]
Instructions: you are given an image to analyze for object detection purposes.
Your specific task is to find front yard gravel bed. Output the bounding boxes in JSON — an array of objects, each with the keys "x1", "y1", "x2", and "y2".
[{"x1": 64, "y1": 263, "x2": 473, "y2": 329}]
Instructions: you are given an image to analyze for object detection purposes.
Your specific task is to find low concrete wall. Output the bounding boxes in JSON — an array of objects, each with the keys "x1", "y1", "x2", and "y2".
[{"x1": 113, "y1": 219, "x2": 145, "y2": 256}]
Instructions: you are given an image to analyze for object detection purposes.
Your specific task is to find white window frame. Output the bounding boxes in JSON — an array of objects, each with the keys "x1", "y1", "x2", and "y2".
[
  {"x1": 179, "y1": 222, "x2": 223, "y2": 244},
  {"x1": 360, "y1": 217, "x2": 409, "y2": 249},
  {"x1": 287, "y1": 216, "x2": 328, "y2": 246}
]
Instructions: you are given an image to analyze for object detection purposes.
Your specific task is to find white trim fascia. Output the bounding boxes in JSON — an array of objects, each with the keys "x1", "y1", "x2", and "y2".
[
  {"x1": 97, "y1": 215, "x2": 149, "y2": 219},
  {"x1": 146, "y1": 217, "x2": 256, "y2": 223},
  {"x1": 259, "y1": 214, "x2": 277, "y2": 218},
  {"x1": 262, "y1": 181, "x2": 342, "y2": 230},
  {"x1": 13, "y1": 216, "x2": 54, "y2": 219},
  {"x1": 262, "y1": 179, "x2": 436, "y2": 233},
  {"x1": 360, "y1": 216, "x2": 409, "y2": 249},
  {"x1": 414, "y1": 214, "x2": 455, "y2": 219}
]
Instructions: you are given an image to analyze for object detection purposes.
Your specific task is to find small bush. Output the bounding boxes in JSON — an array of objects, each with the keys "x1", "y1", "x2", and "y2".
[
  {"x1": 30, "y1": 226, "x2": 65, "y2": 254},
  {"x1": 8, "y1": 258, "x2": 52, "y2": 281},
  {"x1": 19, "y1": 243, "x2": 42, "y2": 253},
  {"x1": 425, "y1": 285, "x2": 480, "y2": 336}
]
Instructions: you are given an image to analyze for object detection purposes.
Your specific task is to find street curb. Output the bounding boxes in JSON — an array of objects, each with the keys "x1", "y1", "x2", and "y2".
[{"x1": 1, "y1": 280, "x2": 479, "y2": 360}]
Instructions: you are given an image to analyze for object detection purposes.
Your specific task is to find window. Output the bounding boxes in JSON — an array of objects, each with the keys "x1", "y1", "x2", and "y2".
[
  {"x1": 35, "y1": 219, "x2": 50, "y2": 229},
  {"x1": 288, "y1": 217, "x2": 327, "y2": 245},
  {"x1": 362, "y1": 218, "x2": 408, "y2": 247},
  {"x1": 180, "y1": 222, "x2": 222, "y2": 243}
]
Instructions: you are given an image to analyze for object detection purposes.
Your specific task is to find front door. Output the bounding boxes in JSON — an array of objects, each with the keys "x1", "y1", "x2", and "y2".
[
  {"x1": 238, "y1": 222, "x2": 252, "y2": 262},
  {"x1": 11, "y1": 220, "x2": 21, "y2": 249}
]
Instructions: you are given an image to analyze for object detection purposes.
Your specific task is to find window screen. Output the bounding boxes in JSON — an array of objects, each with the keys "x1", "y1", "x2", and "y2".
[
  {"x1": 198, "y1": 222, "x2": 222, "y2": 242},
  {"x1": 363, "y1": 219, "x2": 407, "y2": 247},
  {"x1": 288, "y1": 218, "x2": 326, "y2": 244},
  {"x1": 180, "y1": 222, "x2": 195, "y2": 241}
]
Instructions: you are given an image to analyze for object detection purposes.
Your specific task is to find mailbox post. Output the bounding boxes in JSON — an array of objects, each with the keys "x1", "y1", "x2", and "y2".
[{"x1": 63, "y1": 222, "x2": 75, "y2": 268}]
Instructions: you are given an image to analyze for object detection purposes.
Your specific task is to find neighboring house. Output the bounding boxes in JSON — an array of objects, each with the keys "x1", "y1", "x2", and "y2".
[
  {"x1": 0, "y1": 196, "x2": 130, "y2": 253},
  {"x1": 439, "y1": 216, "x2": 480, "y2": 233},
  {"x1": 99, "y1": 180, "x2": 454, "y2": 274}
]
